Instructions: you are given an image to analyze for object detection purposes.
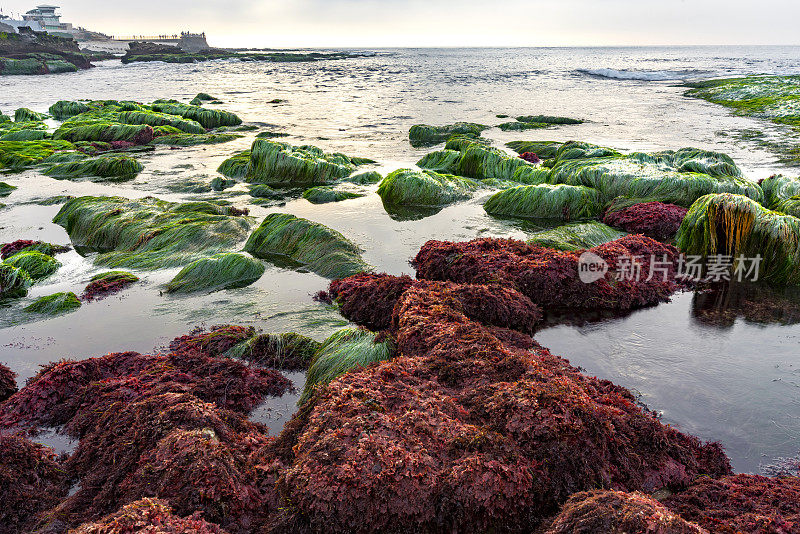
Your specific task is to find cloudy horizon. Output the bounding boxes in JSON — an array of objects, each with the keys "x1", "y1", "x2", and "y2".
[{"x1": 2, "y1": 0, "x2": 800, "y2": 48}]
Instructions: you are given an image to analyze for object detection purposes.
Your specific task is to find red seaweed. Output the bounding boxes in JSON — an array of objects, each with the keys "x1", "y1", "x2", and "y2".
[
  {"x1": 0, "y1": 239, "x2": 70, "y2": 260},
  {"x1": 275, "y1": 280, "x2": 730, "y2": 532},
  {"x1": 0, "y1": 348, "x2": 291, "y2": 433},
  {"x1": 663, "y1": 474, "x2": 800, "y2": 534},
  {"x1": 169, "y1": 325, "x2": 256, "y2": 358},
  {"x1": 519, "y1": 152, "x2": 541, "y2": 164},
  {"x1": 413, "y1": 235, "x2": 687, "y2": 311},
  {"x1": 543, "y1": 490, "x2": 705, "y2": 533},
  {"x1": 604, "y1": 201, "x2": 688, "y2": 241},
  {"x1": 0, "y1": 433, "x2": 71, "y2": 534},
  {"x1": 70, "y1": 498, "x2": 229, "y2": 534},
  {"x1": 0, "y1": 362, "x2": 17, "y2": 402},
  {"x1": 80, "y1": 274, "x2": 139, "y2": 302},
  {"x1": 326, "y1": 273, "x2": 415, "y2": 331}
]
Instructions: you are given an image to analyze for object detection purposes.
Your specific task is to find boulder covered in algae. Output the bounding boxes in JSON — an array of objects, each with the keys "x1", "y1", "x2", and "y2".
[
  {"x1": 545, "y1": 143, "x2": 762, "y2": 207},
  {"x1": 43, "y1": 154, "x2": 144, "y2": 181},
  {"x1": 53, "y1": 196, "x2": 253, "y2": 270},
  {"x1": 218, "y1": 139, "x2": 375, "y2": 187},
  {"x1": 70, "y1": 498, "x2": 229, "y2": 534},
  {"x1": 603, "y1": 198, "x2": 689, "y2": 241},
  {"x1": 275, "y1": 279, "x2": 731, "y2": 532},
  {"x1": 81, "y1": 271, "x2": 139, "y2": 301},
  {"x1": 377, "y1": 168, "x2": 479, "y2": 207},
  {"x1": 408, "y1": 122, "x2": 488, "y2": 147},
  {"x1": 0, "y1": 362, "x2": 17, "y2": 402},
  {"x1": 663, "y1": 474, "x2": 800, "y2": 533},
  {"x1": 484, "y1": 183, "x2": 603, "y2": 220},
  {"x1": 676, "y1": 193, "x2": 800, "y2": 285},
  {"x1": 244, "y1": 213, "x2": 371, "y2": 278},
  {"x1": 299, "y1": 328, "x2": 395, "y2": 404},
  {"x1": 0, "y1": 434, "x2": 71, "y2": 532},
  {"x1": 413, "y1": 234, "x2": 688, "y2": 311},
  {"x1": 165, "y1": 252, "x2": 266, "y2": 294},
  {"x1": 0, "y1": 263, "x2": 33, "y2": 298},
  {"x1": 24, "y1": 291, "x2": 82, "y2": 315},
  {"x1": 527, "y1": 221, "x2": 626, "y2": 251},
  {"x1": 3, "y1": 250, "x2": 60, "y2": 281},
  {"x1": 542, "y1": 490, "x2": 706, "y2": 533}
]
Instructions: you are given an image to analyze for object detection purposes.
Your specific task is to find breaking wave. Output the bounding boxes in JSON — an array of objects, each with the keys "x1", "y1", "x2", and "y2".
[{"x1": 576, "y1": 68, "x2": 711, "y2": 81}]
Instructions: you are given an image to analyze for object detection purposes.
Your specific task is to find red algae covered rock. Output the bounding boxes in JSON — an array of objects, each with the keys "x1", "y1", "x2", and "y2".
[
  {"x1": 0, "y1": 349, "x2": 291, "y2": 432},
  {"x1": 0, "y1": 434, "x2": 70, "y2": 534},
  {"x1": 413, "y1": 235, "x2": 686, "y2": 311},
  {"x1": 69, "y1": 498, "x2": 229, "y2": 534},
  {"x1": 80, "y1": 271, "x2": 139, "y2": 302},
  {"x1": 543, "y1": 490, "x2": 706, "y2": 534},
  {"x1": 169, "y1": 325, "x2": 256, "y2": 358},
  {"x1": 0, "y1": 362, "x2": 17, "y2": 402},
  {"x1": 604, "y1": 200, "x2": 688, "y2": 241},
  {"x1": 663, "y1": 474, "x2": 800, "y2": 533},
  {"x1": 58, "y1": 392, "x2": 274, "y2": 531},
  {"x1": 325, "y1": 273, "x2": 415, "y2": 331},
  {"x1": 325, "y1": 273, "x2": 543, "y2": 334},
  {"x1": 0, "y1": 239, "x2": 70, "y2": 260},
  {"x1": 276, "y1": 281, "x2": 730, "y2": 533},
  {"x1": 519, "y1": 152, "x2": 541, "y2": 164}
]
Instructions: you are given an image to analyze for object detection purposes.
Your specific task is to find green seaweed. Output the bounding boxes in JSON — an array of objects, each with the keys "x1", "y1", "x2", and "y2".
[
  {"x1": 303, "y1": 186, "x2": 364, "y2": 204},
  {"x1": 497, "y1": 121, "x2": 550, "y2": 132},
  {"x1": 53, "y1": 196, "x2": 253, "y2": 269},
  {"x1": 444, "y1": 134, "x2": 491, "y2": 152},
  {"x1": 244, "y1": 213, "x2": 371, "y2": 279},
  {"x1": 149, "y1": 133, "x2": 241, "y2": 146},
  {"x1": 225, "y1": 331, "x2": 321, "y2": 369},
  {"x1": 760, "y1": 174, "x2": 800, "y2": 209},
  {"x1": 44, "y1": 155, "x2": 143, "y2": 181},
  {"x1": 528, "y1": 221, "x2": 626, "y2": 251},
  {"x1": 484, "y1": 183, "x2": 603, "y2": 221},
  {"x1": 0, "y1": 182, "x2": 16, "y2": 197},
  {"x1": 150, "y1": 100, "x2": 242, "y2": 129},
  {"x1": 91, "y1": 270, "x2": 139, "y2": 282},
  {"x1": 408, "y1": 122, "x2": 488, "y2": 147},
  {"x1": 48, "y1": 100, "x2": 91, "y2": 120},
  {"x1": 3, "y1": 251, "x2": 60, "y2": 281},
  {"x1": 223, "y1": 140, "x2": 373, "y2": 187},
  {"x1": 416, "y1": 149, "x2": 463, "y2": 174},
  {"x1": 456, "y1": 144, "x2": 532, "y2": 181},
  {"x1": 299, "y1": 328, "x2": 394, "y2": 404},
  {"x1": 189, "y1": 92, "x2": 220, "y2": 106},
  {"x1": 117, "y1": 110, "x2": 205, "y2": 134},
  {"x1": 677, "y1": 193, "x2": 800, "y2": 285},
  {"x1": 505, "y1": 140, "x2": 564, "y2": 159},
  {"x1": 24, "y1": 292, "x2": 81, "y2": 315},
  {"x1": 53, "y1": 121, "x2": 151, "y2": 143},
  {"x1": 775, "y1": 196, "x2": 800, "y2": 219},
  {"x1": 217, "y1": 151, "x2": 251, "y2": 179},
  {"x1": 342, "y1": 170, "x2": 382, "y2": 185},
  {"x1": 14, "y1": 108, "x2": 48, "y2": 122},
  {"x1": 546, "y1": 144, "x2": 762, "y2": 207},
  {"x1": 0, "y1": 264, "x2": 32, "y2": 298},
  {"x1": 378, "y1": 168, "x2": 479, "y2": 207},
  {"x1": 210, "y1": 177, "x2": 236, "y2": 191},
  {"x1": 165, "y1": 252, "x2": 265, "y2": 293},
  {"x1": 515, "y1": 115, "x2": 583, "y2": 125}
]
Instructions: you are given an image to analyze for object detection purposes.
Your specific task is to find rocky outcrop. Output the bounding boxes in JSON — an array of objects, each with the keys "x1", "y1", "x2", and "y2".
[{"x1": 0, "y1": 27, "x2": 92, "y2": 74}]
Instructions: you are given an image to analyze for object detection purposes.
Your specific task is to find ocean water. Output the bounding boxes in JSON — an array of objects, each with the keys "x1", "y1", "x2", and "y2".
[{"x1": 2, "y1": 46, "x2": 800, "y2": 473}]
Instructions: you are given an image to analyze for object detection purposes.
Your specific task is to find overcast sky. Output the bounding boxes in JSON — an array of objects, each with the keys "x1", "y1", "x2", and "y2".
[{"x1": 3, "y1": 0, "x2": 799, "y2": 48}]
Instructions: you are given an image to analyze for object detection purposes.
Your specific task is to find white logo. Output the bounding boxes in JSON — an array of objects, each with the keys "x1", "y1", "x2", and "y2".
[{"x1": 578, "y1": 252, "x2": 608, "y2": 284}]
